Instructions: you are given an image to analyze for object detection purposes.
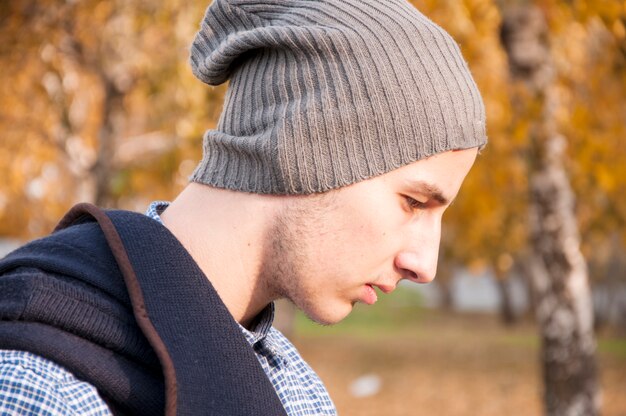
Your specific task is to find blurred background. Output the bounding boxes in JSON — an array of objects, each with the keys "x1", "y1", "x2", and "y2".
[{"x1": 0, "y1": 0, "x2": 624, "y2": 415}]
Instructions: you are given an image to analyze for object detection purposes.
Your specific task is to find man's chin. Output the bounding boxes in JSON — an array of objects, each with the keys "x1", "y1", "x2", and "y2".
[{"x1": 301, "y1": 304, "x2": 353, "y2": 326}]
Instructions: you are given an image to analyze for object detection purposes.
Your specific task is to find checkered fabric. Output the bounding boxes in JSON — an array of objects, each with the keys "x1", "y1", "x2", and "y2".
[
  {"x1": 0, "y1": 350, "x2": 112, "y2": 416},
  {"x1": 0, "y1": 201, "x2": 336, "y2": 415}
]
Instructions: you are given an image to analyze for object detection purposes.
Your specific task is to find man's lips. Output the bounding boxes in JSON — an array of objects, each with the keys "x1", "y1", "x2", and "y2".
[
  {"x1": 372, "y1": 283, "x2": 395, "y2": 294},
  {"x1": 362, "y1": 284, "x2": 378, "y2": 305},
  {"x1": 361, "y1": 283, "x2": 395, "y2": 305}
]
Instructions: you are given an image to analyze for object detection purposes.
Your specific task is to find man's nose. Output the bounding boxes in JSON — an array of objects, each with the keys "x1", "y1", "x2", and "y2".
[{"x1": 393, "y1": 218, "x2": 442, "y2": 284}]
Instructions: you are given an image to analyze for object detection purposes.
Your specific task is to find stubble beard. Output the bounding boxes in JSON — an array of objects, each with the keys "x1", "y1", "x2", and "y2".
[{"x1": 259, "y1": 204, "x2": 329, "y2": 325}]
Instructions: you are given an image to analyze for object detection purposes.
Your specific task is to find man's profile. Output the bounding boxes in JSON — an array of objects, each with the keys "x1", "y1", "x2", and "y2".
[{"x1": 0, "y1": 0, "x2": 486, "y2": 414}]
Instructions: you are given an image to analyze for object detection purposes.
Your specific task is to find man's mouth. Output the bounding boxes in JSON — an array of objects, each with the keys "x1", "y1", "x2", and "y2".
[
  {"x1": 360, "y1": 282, "x2": 396, "y2": 305},
  {"x1": 372, "y1": 283, "x2": 395, "y2": 294},
  {"x1": 362, "y1": 284, "x2": 378, "y2": 305}
]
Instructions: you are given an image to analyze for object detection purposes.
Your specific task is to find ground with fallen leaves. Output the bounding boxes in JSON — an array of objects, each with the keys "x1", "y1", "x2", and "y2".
[{"x1": 291, "y1": 308, "x2": 626, "y2": 416}]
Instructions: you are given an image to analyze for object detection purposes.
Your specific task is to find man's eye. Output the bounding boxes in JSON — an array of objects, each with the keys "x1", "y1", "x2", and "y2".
[{"x1": 405, "y1": 196, "x2": 427, "y2": 210}]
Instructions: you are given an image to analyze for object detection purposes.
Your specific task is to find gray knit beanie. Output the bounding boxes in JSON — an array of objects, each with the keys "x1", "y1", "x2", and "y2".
[{"x1": 189, "y1": 0, "x2": 487, "y2": 194}]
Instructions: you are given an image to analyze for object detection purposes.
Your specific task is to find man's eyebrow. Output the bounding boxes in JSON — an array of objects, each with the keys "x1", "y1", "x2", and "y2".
[{"x1": 405, "y1": 180, "x2": 450, "y2": 205}]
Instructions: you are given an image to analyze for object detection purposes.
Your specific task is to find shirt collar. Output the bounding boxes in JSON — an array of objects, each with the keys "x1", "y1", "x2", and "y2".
[
  {"x1": 145, "y1": 200, "x2": 170, "y2": 222},
  {"x1": 145, "y1": 200, "x2": 275, "y2": 345},
  {"x1": 239, "y1": 302, "x2": 275, "y2": 345}
]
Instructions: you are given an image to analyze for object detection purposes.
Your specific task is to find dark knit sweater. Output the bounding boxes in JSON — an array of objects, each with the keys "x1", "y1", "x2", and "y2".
[{"x1": 0, "y1": 204, "x2": 287, "y2": 416}]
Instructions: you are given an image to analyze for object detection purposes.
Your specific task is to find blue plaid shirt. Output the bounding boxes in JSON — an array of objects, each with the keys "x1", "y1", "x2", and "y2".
[{"x1": 0, "y1": 202, "x2": 336, "y2": 415}]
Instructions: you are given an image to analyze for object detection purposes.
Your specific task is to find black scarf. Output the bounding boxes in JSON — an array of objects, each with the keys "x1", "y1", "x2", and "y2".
[{"x1": 0, "y1": 203, "x2": 287, "y2": 416}]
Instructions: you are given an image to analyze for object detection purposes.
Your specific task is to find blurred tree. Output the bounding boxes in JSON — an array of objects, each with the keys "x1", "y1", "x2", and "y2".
[
  {"x1": 556, "y1": 2, "x2": 626, "y2": 321},
  {"x1": 0, "y1": 0, "x2": 224, "y2": 238},
  {"x1": 500, "y1": 5, "x2": 600, "y2": 416},
  {"x1": 1, "y1": 0, "x2": 625, "y2": 336},
  {"x1": 414, "y1": 0, "x2": 626, "y2": 327},
  {"x1": 414, "y1": 0, "x2": 529, "y2": 322}
]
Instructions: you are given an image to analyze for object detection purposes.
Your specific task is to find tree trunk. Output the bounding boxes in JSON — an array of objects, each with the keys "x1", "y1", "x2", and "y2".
[
  {"x1": 92, "y1": 76, "x2": 123, "y2": 208},
  {"x1": 495, "y1": 271, "x2": 517, "y2": 325},
  {"x1": 436, "y1": 258, "x2": 454, "y2": 311},
  {"x1": 500, "y1": 6, "x2": 601, "y2": 416},
  {"x1": 515, "y1": 255, "x2": 538, "y2": 319}
]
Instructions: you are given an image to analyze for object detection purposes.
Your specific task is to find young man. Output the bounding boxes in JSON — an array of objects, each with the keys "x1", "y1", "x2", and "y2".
[{"x1": 0, "y1": 0, "x2": 486, "y2": 414}]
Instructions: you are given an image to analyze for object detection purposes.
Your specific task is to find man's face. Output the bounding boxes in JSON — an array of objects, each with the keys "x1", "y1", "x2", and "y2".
[{"x1": 261, "y1": 148, "x2": 478, "y2": 325}]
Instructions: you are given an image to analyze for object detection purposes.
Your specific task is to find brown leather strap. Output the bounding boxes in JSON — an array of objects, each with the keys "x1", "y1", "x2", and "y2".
[{"x1": 56, "y1": 203, "x2": 177, "y2": 416}]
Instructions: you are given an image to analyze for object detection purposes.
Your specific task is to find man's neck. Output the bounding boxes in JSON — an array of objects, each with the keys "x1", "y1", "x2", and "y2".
[{"x1": 159, "y1": 183, "x2": 281, "y2": 329}]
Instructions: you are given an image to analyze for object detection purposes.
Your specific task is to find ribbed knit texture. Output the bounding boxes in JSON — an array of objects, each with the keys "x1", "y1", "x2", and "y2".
[{"x1": 189, "y1": 0, "x2": 487, "y2": 194}]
